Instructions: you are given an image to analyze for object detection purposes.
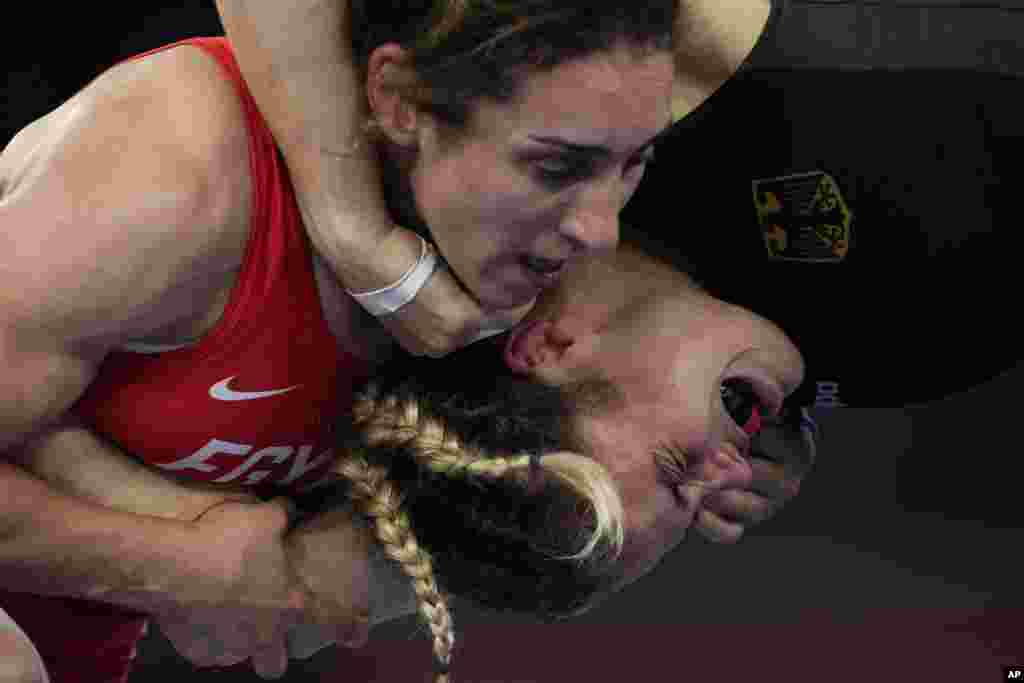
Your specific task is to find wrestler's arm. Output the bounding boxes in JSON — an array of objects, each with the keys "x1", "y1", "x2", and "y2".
[
  {"x1": 17, "y1": 421, "x2": 374, "y2": 649},
  {"x1": 214, "y1": 0, "x2": 532, "y2": 357},
  {"x1": 0, "y1": 48, "x2": 318, "y2": 644},
  {"x1": 0, "y1": 79, "x2": 248, "y2": 620},
  {"x1": 671, "y1": 0, "x2": 771, "y2": 121},
  {"x1": 13, "y1": 423, "x2": 256, "y2": 522}
]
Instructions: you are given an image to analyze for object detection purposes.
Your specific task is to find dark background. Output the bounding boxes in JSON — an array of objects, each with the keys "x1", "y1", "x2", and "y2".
[{"x1": 3, "y1": 1, "x2": 1021, "y2": 681}]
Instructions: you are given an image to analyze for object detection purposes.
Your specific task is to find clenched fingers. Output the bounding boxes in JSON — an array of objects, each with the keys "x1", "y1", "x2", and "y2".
[
  {"x1": 694, "y1": 506, "x2": 746, "y2": 544},
  {"x1": 747, "y1": 457, "x2": 803, "y2": 503},
  {"x1": 702, "y1": 488, "x2": 777, "y2": 527}
]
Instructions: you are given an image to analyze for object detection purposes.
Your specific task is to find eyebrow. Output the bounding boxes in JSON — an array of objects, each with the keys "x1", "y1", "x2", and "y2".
[{"x1": 528, "y1": 120, "x2": 675, "y2": 158}]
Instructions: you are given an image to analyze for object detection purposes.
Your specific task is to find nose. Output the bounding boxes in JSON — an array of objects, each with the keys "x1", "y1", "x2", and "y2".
[
  {"x1": 724, "y1": 304, "x2": 808, "y2": 408},
  {"x1": 558, "y1": 176, "x2": 625, "y2": 254}
]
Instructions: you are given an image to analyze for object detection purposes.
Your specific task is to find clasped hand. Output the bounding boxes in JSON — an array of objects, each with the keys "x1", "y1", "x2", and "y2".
[
  {"x1": 153, "y1": 497, "x2": 373, "y2": 679},
  {"x1": 694, "y1": 411, "x2": 817, "y2": 544}
]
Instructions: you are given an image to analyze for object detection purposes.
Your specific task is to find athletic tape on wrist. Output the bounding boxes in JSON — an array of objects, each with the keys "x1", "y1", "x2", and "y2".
[{"x1": 345, "y1": 235, "x2": 441, "y2": 317}]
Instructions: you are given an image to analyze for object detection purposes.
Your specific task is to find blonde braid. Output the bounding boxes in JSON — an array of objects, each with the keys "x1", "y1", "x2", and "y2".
[
  {"x1": 337, "y1": 390, "x2": 626, "y2": 681},
  {"x1": 355, "y1": 394, "x2": 625, "y2": 561},
  {"x1": 360, "y1": 394, "x2": 511, "y2": 476},
  {"x1": 333, "y1": 452, "x2": 456, "y2": 683}
]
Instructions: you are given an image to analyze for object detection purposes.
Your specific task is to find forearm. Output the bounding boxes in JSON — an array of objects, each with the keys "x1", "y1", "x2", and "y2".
[
  {"x1": 0, "y1": 459, "x2": 218, "y2": 615},
  {"x1": 215, "y1": 0, "x2": 362, "y2": 152},
  {"x1": 7, "y1": 424, "x2": 376, "y2": 628},
  {"x1": 215, "y1": 0, "x2": 399, "y2": 289},
  {"x1": 672, "y1": 0, "x2": 771, "y2": 121},
  {"x1": 14, "y1": 422, "x2": 253, "y2": 522}
]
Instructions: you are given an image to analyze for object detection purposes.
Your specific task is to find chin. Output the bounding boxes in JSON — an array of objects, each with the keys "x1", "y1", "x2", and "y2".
[
  {"x1": 459, "y1": 258, "x2": 545, "y2": 309},
  {"x1": 476, "y1": 281, "x2": 538, "y2": 310}
]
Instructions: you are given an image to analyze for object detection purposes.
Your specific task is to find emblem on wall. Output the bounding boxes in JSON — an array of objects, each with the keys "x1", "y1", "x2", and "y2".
[{"x1": 752, "y1": 171, "x2": 854, "y2": 263}]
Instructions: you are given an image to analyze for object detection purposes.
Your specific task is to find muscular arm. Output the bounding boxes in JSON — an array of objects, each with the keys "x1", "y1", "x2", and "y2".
[
  {"x1": 213, "y1": 0, "x2": 408, "y2": 293},
  {"x1": 12, "y1": 422, "x2": 255, "y2": 522},
  {"x1": 672, "y1": 0, "x2": 772, "y2": 121},
  {"x1": 0, "y1": 46, "x2": 295, "y2": 617},
  {"x1": 16, "y1": 422, "x2": 376, "y2": 651}
]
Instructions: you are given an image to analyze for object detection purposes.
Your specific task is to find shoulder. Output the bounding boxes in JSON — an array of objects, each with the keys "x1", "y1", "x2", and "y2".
[{"x1": 0, "y1": 43, "x2": 253, "y2": 347}]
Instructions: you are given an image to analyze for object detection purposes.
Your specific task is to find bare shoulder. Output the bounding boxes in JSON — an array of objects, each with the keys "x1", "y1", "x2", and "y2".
[{"x1": 0, "y1": 43, "x2": 253, "y2": 348}]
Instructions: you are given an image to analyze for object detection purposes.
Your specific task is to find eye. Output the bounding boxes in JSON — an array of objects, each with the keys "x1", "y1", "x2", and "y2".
[
  {"x1": 720, "y1": 378, "x2": 764, "y2": 434},
  {"x1": 534, "y1": 157, "x2": 594, "y2": 185}
]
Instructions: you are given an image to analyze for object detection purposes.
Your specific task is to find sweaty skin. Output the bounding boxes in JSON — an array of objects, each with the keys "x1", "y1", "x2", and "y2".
[
  {"x1": 17, "y1": 242, "x2": 805, "y2": 656},
  {"x1": 0, "y1": 0, "x2": 775, "y2": 675}
]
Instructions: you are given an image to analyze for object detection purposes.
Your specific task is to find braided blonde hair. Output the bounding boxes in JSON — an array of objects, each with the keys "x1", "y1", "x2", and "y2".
[{"x1": 332, "y1": 381, "x2": 625, "y2": 683}]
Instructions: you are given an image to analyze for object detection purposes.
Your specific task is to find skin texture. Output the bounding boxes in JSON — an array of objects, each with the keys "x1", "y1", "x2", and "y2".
[
  {"x1": 11, "y1": 424, "x2": 374, "y2": 672},
  {"x1": 16, "y1": 244, "x2": 807, "y2": 661},
  {"x1": 0, "y1": 42, "x2": 685, "y2": 682},
  {"x1": 212, "y1": 0, "x2": 771, "y2": 355},
  {"x1": 504, "y1": 245, "x2": 806, "y2": 592},
  {"x1": 0, "y1": 0, "x2": 773, "y2": 676},
  {"x1": 214, "y1": 0, "x2": 534, "y2": 358},
  {"x1": 368, "y1": 43, "x2": 676, "y2": 310}
]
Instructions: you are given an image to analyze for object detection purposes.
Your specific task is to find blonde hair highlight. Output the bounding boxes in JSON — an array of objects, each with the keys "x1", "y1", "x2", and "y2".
[{"x1": 333, "y1": 391, "x2": 625, "y2": 682}]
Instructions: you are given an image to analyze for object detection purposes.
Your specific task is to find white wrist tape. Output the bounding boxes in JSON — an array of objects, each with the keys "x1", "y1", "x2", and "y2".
[{"x1": 345, "y1": 235, "x2": 441, "y2": 317}]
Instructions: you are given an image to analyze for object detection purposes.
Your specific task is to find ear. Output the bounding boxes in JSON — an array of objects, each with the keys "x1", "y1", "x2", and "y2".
[
  {"x1": 504, "y1": 317, "x2": 593, "y2": 385},
  {"x1": 365, "y1": 43, "x2": 422, "y2": 148}
]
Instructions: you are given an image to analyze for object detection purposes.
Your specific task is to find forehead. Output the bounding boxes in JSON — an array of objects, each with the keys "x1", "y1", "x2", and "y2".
[{"x1": 475, "y1": 45, "x2": 675, "y2": 147}]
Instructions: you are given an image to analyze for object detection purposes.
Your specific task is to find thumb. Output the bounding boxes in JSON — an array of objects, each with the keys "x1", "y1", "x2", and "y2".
[{"x1": 690, "y1": 444, "x2": 754, "y2": 491}]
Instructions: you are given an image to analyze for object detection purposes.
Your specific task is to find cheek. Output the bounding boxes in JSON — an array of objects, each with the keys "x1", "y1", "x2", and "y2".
[
  {"x1": 419, "y1": 148, "x2": 560, "y2": 244},
  {"x1": 617, "y1": 482, "x2": 689, "y2": 579}
]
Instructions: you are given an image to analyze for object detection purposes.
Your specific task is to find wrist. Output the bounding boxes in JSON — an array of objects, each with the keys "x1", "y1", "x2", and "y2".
[{"x1": 319, "y1": 220, "x2": 425, "y2": 295}]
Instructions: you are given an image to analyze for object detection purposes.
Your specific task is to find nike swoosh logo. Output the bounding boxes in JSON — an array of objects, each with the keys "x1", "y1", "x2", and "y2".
[{"x1": 209, "y1": 377, "x2": 302, "y2": 402}]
